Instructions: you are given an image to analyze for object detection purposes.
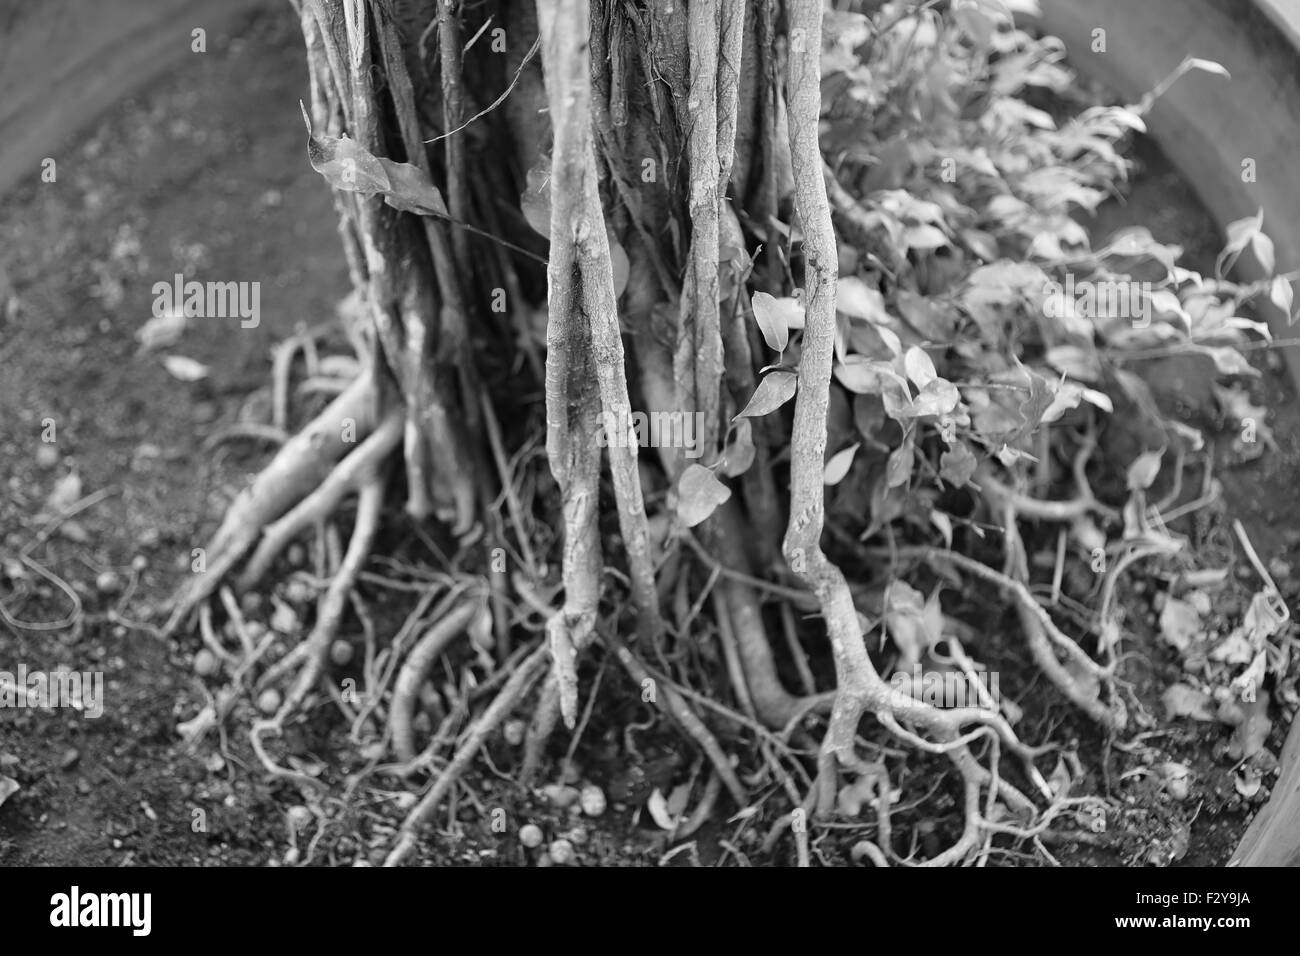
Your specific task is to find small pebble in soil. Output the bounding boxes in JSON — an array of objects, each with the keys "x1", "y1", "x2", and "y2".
[
  {"x1": 287, "y1": 805, "x2": 312, "y2": 831},
  {"x1": 503, "y1": 719, "x2": 527, "y2": 746},
  {"x1": 540, "y1": 784, "x2": 580, "y2": 809},
  {"x1": 257, "y1": 688, "x2": 282, "y2": 715},
  {"x1": 547, "y1": 838, "x2": 575, "y2": 865},
  {"x1": 519, "y1": 823, "x2": 544, "y2": 848},
  {"x1": 329, "y1": 640, "x2": 353, "y2": 667},
  {"x1": 59, "y1": 748, "x2": 80, "y2": 770},
  {"x1": 94, "y1": 572, "x2": 122, "y2": 595},
  {"x1": 286, "y1": 544, "x2": 306, "y2": 568},
  {"x1": 283, "y1": 578, "x2": 314, "y2": 606},
  {"x1": 130, "y1": 554, "x2": 148, "y2": 573},
  {"x1": 193, "y1": 649, "x2": 220, "y2": 678},
  {"x1": 240, "y1": 592, "x2": 263, "y2": 616},
  {"x1": 580, "y1": 784, "x2": 607, "y2": 817}
]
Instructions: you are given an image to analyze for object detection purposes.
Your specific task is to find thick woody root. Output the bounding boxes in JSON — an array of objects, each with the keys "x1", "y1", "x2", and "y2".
[
  {"x1": 164, "y1": 371, "x2": 382, "y2": 636},
  {"x1": 251, "y1": 471, "x2": 386, "y2": 786}
]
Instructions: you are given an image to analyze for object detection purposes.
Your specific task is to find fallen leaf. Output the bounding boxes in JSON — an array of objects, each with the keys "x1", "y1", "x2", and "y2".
[
  {"x1": 1162, "y1": 683, "x2": 1216, "y2": 721},
  {"x1": 135, "y1": 310, "x2": 187, "y2": 352},
  {"x1": 1230, "y1": 691, "x2": 1271, "y2": 761},
  {"x1": 1158, "y1": 597, "x2": 1201, "y2": 652},
  {"x1": 162, "y1": 355, "x2": 210, "y2": 382}
]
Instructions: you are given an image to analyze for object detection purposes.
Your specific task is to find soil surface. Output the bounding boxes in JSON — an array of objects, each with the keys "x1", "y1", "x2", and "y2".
[{"x1": 1, "y1": 7, "x2": 1296, "y2": 866}]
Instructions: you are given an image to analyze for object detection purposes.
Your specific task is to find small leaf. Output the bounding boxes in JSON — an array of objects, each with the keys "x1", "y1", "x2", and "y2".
[
  {"x1": 676, "y1": 464, "x2": 731, "y2": 528},
  {"x1": 929, "y1": 511, "x2": 953, "y2": 548},
  {"x1": 1192, "y1": 345, "x2": 1259, "y2": 378},
  {"x1": 1223, "y1": 209, "x2": 1263, "y2": 257},
  {"x1": 1162, "y1": 683, "x2": 1216, "y2": 721},
  {"x1": 834, "y1": 357, "x2": 886, "y2": 393},
  {"x1": 1126, "y1": 448, "x2": 1163, "y2": 491},
  {"x1": 162, "y1": 355, "x2": 210, "y2": 382},
  {"x1": 1158, "y1": 597, "x2": 1201, "y2": 652},
  {"x1": 379, "y1": 160, "x2": 448, "y2": 216},
  {"x1": 904, "y1": 224, "x2": 949, "y2": 251},
  {"x1": 735, "y1": 369, "x2": 797, "y2": 419},
  {"x1": 996, "y1": 444, "x2": 1032, "y2": 468},
  {"x1": 836, "y1": 277, "x2": 889, "y2": 323},
  {"x1": 646, "y1": 788, "x2": 678, "y2": 830},
  {"x1": 0, "y1": 774, "x2": 18, "y2": 809},
  {"x1": 907, "y1": 378, "x2": 959, "y2": 418},
  {"x1": 903, "y1": 346, "x2": 937, "y2": 389},
  {"x1": 960, "y1": 228, "x2": 999, "y2": 262},
  {"x1": 1015, "y1": 370, "x2": 1054, "y2": 436},
  {"x1": 301, "y1": 102, "x2": 390, "y2": 195},
  {"x1": 751, "y1": 292, "x2": 790, "y2": 352},
  {"x1": 720, "y1": 419, "x2": 755, "y2": 477},
  {"x1": 823, "y1": 443, "x2": 860, "y2": 486},
  {"x1": 665, "y1": 782, "x2": 692, "y2": 817},
  {"x1": 1250, "y1": 232, "x2": 1276, "y2": 275},
  {"x1": 886, "y1": 440, "x2": 914, "y2": 488},
  {"x1": 939, "y1": 443, "x2": 976, "y2": 487}
]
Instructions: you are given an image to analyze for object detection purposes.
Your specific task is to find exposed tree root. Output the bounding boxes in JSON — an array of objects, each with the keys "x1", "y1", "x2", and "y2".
[
  {"x1": 165, "y1": 371, "x2": 380, "y2": 635},
  {"x1": 384, "y1": 644, "x2": 552, "y2": 866},
  {"x1": 236, "y1": 408, "x2": 403, "y2": 590},
  {"x1": 389, "y1": 596, "x2": 480, "y2": 764},
  {"x1": 158, "y1": 0, "x2": 1163, "y2": 868}
]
